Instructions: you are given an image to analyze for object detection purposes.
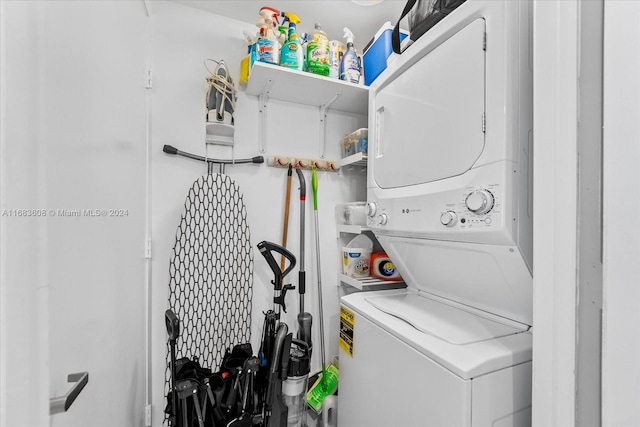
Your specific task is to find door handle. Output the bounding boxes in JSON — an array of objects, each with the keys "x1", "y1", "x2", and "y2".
[
  {"x1": 375, "y1": 106, "x2": 385, "y2": 158},
  {"x1": 50, "y1": 372, "x2": 89, "y2": 415}
]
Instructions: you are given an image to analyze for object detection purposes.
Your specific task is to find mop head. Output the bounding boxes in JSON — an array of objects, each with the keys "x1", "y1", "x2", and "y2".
[{"x1": 306, "y1": 363, "x2": 339, "y2": 414}]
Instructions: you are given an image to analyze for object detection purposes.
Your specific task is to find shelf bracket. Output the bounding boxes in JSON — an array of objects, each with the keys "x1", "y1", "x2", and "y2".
[
  {"x1": 319, "y1": 93, "x2": 340, "y2": 159},
  {"x1": 258, "y1": 79, "x2": 273, "y2": 153}
]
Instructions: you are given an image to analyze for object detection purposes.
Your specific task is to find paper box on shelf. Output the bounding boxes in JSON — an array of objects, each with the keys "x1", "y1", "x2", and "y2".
[{"x1": 341, "y1": 128, "x2": 368, "y2": 158}]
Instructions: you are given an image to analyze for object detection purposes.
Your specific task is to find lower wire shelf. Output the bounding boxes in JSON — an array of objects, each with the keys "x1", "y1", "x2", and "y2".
[{"x1": 338, "y1": 273, "x2": 406, "y2": 291}]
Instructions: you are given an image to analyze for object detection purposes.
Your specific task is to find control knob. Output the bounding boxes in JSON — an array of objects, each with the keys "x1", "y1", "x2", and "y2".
[
  {"x1": 440, "y1": 210, "x2": 458, "y2": 227},
  {"x1": 378, "y1": 213, "x2": 388, "y2": 225},
  {"x1": 367, "y1": 202, "x2": 377, "y2": 217},
  {"x1": 465, "y1": 189, "x2": 494, "y2": 215}
]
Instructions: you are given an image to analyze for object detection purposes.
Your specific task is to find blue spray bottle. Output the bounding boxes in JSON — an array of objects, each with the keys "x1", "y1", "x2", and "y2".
[{"x1": 340, "y1": 27, "x2": 360, "y2": 84}]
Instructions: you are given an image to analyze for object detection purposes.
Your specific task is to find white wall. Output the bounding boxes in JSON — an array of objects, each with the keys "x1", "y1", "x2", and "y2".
[
  {"x1": 148, "y1": 2, "x2": 366, "y2": 424},
  {"x1": 2, "y1": 1, "x2": 148, "y2": 425},
  {"x1": 0, "y1": 2, "x2": 50, "y2": 425},
  {"x1": 575, "y1": 1, "x2": 603, "y2": 425},
  {"x1": 531, "y1": 1, "x2": 579, "y2": 425},
  {"x1": 43, "y1": 2, "x2": 148, "y2": 426},
  {"x1": 602, "y1": 1, "x2": 640, "y2": 425}
]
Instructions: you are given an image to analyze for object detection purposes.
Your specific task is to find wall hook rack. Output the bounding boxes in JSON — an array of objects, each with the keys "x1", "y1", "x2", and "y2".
[{"x1": 267, "y1": 155, "x2": 340, "y2": 172}]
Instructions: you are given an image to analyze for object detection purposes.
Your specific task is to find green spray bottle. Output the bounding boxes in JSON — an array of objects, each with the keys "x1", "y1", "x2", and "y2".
[{"x1": 279, "y1": 13, "x2": 303, "y2": 70}]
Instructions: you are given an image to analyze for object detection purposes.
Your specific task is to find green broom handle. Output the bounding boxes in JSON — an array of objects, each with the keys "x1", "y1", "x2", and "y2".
[
  {"x1": 311, "y1": 167, "x2": 327, "y2": 379},
  {"x1": 312, "y1": 167, "x2": 319, "y2": 211}
]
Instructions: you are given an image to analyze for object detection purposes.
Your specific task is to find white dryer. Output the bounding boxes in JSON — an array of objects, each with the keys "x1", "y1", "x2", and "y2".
[{"x1": 338, "y1": 1, "x2": 533, "y2": 426}]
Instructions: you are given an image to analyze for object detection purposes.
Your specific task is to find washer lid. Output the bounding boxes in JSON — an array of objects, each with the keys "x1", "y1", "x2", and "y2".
[
  {"x1": 375, "y1": 236, "x2": 533, "y2": 326},
  {"x1": 342, "y1": 289, "x2": 532, "y2": 379},
  {"x1": 365, "y1": 292, "x2": 527, "y2": 345}
]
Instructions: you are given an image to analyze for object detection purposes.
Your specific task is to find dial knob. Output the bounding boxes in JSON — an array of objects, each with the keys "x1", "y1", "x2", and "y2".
[
  {"x1": 465, "y1": 190, "x2": 494, "y2": 215},
  {"x1": 367, "y1": 202, "x2": 377, "y2": 217},
  {"x1": 440, "y1": 210, "x2": 458, "y2": 227},
  {"x1": 378, "y1": 213, "x2": 388, "y2": 225}
]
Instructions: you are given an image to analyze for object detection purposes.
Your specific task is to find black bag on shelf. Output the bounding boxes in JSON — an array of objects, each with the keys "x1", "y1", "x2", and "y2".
[{"x1": 392, "y1": 0, "x2": 467, "y2": 54}]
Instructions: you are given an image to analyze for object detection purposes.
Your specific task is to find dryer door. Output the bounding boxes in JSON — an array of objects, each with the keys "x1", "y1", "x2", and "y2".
[{"x1": 372, "y1": 18, "x2": 486, "y2": 189}]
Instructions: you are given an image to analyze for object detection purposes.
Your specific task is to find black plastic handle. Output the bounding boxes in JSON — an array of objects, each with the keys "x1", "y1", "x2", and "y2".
[
  {"x1": 296, "y1": 167, "x2": 306, "y2": 198},
  {"x1": 165, "y1": 309, "x2": 180, "y2": 342},
  {"x1": 257, "y1": 241, "x2": 297, "y2": 286},
  {"x1": 163, "y1": 144, "x2": 264, "y2": 165},
  {"x1": 163, "y1": 144, "x2": 179, "y2": 155}
]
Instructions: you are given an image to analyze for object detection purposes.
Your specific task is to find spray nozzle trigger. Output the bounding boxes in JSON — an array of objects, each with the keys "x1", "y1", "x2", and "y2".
[{"x1": 343, "y1": 27, "x2": 354, "y2": 44}]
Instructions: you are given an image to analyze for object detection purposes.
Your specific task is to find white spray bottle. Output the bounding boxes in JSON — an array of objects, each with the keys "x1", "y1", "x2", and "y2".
[{"x1": 340, "y1": 27, "x2": 360, "y2": 84}]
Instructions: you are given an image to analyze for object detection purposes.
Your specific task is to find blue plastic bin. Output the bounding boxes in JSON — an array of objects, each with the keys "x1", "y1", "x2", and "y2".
[{"x1": 363, "y1": 23, "x2": 409, "y2": 86}]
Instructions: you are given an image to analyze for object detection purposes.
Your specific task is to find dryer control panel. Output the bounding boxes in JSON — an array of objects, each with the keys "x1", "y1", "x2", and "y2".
[{"x1": 367, "y1": 180, "x2": 514, "y2": 246}]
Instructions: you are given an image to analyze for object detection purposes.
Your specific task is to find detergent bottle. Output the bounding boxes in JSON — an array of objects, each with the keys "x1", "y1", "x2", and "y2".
[
  {"x1": 256, "y1": 7, "x2": 280, "y2": 65},
  {"x1": 340, "y1": 27, "x2": 361, "y2": 84},
  {"x1": 306, "y1": 23, "x2": 330, "y2": 76},
  {"x1": 279, "y1": 13, "x2": 303, "y2": 70}
]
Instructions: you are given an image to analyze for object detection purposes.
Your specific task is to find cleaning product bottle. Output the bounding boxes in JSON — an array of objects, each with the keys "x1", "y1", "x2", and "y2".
[
  {"x1": 328, "y1": 40, "x2": 341, "y2": 79},
  {"x1": 256, "y1": 7, "x2": 280, "y2": 65},
  {"x1": 301, "y1": 32, "x2": 310, "y2": 71},
  {"x1": 340, "y1": 27, "x2": 361, "y2": 84},
  {"x1": 239, "y1": 32, "x2": 256, "y2": 87},
  {"x1": 279, "y1": 16, "x2": 303, "y2": 70},
  {"x1": 342, "y1": 233, "x2": 373, "y2": 277},
  {"x1": 239, "y1": 45, "x2": 251, "y2": 87},
  {"x1": 277, "y1": 15, "x2": 290, "y2": 47},
  {"x1": 306, "y1": 23, "x2": 330, "y2": 76}
]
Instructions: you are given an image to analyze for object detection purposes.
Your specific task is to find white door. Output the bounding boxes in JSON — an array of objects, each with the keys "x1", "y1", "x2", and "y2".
[{"x1": 1, "y1": 2, "x2": 148, "y2": 426}]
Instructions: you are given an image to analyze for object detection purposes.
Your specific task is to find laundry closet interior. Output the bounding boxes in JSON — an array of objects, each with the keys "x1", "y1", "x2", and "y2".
[{"x1": 3, "y1": 1, "x2": 640, "y2": 427}]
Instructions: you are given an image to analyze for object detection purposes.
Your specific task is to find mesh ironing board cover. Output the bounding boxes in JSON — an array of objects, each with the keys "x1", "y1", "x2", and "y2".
[{"x1": 164, "y1": 173, "x2": 253, "y2": 422}]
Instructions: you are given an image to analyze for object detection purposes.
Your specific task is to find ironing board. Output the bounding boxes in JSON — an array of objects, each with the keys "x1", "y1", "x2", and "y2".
[{"x1": 164, "y1": 172, "x2": 253, "y2": 421}]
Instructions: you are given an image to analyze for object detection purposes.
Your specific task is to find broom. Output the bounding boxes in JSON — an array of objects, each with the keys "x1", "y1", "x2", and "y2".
[{"x1": 306, "y1": 167, "x2": 339, "y2": 414}]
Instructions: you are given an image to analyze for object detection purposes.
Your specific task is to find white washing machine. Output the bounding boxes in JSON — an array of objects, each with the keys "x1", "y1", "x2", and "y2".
[
  {"x1": 339, "y1": 288, "x2": 532, "y2": 427},
  {"x1": 338, "y1": 1, "x2": 533, "y2": 426}
]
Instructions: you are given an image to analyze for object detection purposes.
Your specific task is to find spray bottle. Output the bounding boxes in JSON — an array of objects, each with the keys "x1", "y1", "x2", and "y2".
[
  {"x1": 256, "y1": 6, "x2": 280, "y2": 65},
  {"x1": 278, "y1": 10, "x2": 299, "y2": 47},
  {"x1": 340, "y1": 27, "x2": 361, "y2": 84},
  {"x1": 300, "y1": 32, "x2": 310, "y2": 71},
  {"x1": 279, "y1": 13, "x2": 303, "y2": 70}
]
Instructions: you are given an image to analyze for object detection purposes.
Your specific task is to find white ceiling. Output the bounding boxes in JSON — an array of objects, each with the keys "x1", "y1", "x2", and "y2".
[{"x1": 173, "y1": 0, "x2": 408, "y2": 51}]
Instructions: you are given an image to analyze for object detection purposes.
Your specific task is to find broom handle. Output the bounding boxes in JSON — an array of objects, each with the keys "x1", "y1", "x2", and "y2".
[
  {"x1": 312, "y1": 168, "x2": 326, "y2": 373},
  {"x1": 280, "y1": 165, "x2": 293, "y2": 271}
]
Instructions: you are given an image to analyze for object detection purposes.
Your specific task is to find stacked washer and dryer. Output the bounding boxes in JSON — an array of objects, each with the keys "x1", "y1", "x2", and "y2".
[{"x1": 338, "y1": 1, "x2": 533, "y2": 426}]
